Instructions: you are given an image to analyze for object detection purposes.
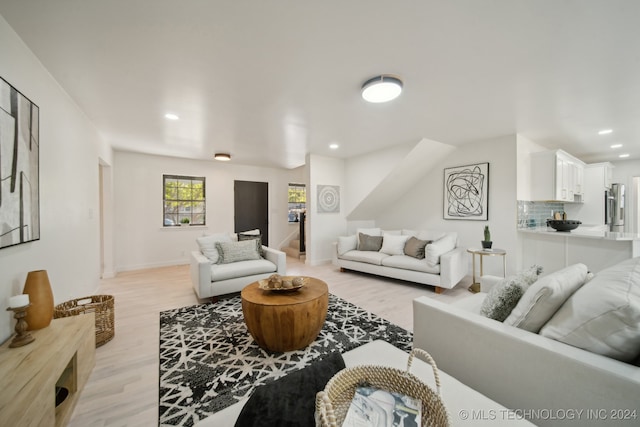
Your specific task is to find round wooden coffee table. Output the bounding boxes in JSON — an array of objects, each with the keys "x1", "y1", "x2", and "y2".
[{"x1": 241, "y1": 277, "x2": 329, "y2": 352}]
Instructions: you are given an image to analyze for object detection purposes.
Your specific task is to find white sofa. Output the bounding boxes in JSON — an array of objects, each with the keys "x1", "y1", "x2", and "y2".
[
  {"x1": 333, "y1": 229, "x2": 467, "y2": 293},
  {"x1": 190, "y1": 232, "x2": 286, "y2": 299},
  {"x1": 412, "y1": 261, "x2": 640, "y2": 426}
]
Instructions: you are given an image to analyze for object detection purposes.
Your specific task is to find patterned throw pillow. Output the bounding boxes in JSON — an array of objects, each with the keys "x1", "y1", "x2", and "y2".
[
  {"x1": 480, "y1": 265, "x2": 542, "y2": 321},
  {"x1": 215, "y1": 240, "x2": 261, "y2": 264},
  {"x1": 238, "y1": 233, "x2": 264, "y2": 256}
]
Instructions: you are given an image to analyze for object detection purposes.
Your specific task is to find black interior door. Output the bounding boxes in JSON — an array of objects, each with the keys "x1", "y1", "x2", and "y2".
[{"x1": 234, "y1": 180, "x2": 269, "y2": 245}]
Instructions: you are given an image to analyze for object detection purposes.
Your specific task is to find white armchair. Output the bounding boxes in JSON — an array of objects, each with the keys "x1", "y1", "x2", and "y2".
[{"x1": 190, "y1": 243, "x2": 286, "y2": 300}]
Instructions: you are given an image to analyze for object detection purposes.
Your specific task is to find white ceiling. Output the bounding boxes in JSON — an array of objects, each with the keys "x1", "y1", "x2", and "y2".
[{"x1": 1, "y1": 1, "x2": 639, "y2": 169}]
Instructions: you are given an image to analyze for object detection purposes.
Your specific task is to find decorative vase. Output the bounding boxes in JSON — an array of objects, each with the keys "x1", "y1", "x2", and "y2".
[
  {"x1": 22, "y1": 270, "x2": 54, "y2": 330},
  {"x1": 481, "y1": 240, "x2": 493, "y2": 249}
]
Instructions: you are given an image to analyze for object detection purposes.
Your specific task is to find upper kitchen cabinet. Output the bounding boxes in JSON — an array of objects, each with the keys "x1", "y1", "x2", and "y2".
[{"x1": 530, "y1": 149, "x2": 585, "y2": 202}]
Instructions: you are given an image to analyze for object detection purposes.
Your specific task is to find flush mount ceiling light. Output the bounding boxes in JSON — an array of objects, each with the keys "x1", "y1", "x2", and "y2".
[
  {"x1": 164, "y1": 113, "x2": 179, "y2": 120},
  {"x1": 329, "y1": 143, "x2": 339, "y2": 150},
  {"x1": 619, "y1": 153, "x2": 630, "y2": 158},
  {"x1": 611, "y1": 144, "x2": 623, "y2": 149},
  {"x1": 214, "y1": 153, "x2": 231, "y2": 161},
  {"x1": 598, "y1": 129, "x2": 613, "y2": 135},
  {"x1": 361, "y1": 75, "x2": 403, "y2": 103}
]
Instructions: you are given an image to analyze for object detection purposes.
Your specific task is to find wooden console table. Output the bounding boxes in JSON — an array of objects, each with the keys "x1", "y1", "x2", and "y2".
[{"x1": 0, "y1": 314, "x2": 95, "y2": 427}]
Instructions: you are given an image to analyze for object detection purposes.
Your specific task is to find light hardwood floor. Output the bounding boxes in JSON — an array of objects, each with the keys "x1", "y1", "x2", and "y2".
[{"x1": 68, "y1": 257, "x2": 473, "y2": 427}]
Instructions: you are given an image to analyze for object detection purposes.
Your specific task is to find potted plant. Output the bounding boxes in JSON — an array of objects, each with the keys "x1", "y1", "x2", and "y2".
[
  {"x1": 180, "y1": 218, "x2": 190, "y2": 226},
  {"x1": 482, "y1": 225, "x2": 492, "y2": 249}
]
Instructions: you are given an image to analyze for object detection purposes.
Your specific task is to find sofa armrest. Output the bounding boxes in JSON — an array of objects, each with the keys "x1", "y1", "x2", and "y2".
[
  {"x1": 262, "y1": 246, "x2": 286, "y2": 276},
  {"x1": 190, "y1": 251, "x2": 212, "y2": 299},
  {"x1": 439, "y1": 246, "x2": 467, "y2": 288},
  {"x1": 413, "y1": 296, "x2": 640, "y2": 426}
]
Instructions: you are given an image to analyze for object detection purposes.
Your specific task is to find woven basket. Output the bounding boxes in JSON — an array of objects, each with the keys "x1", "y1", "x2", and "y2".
[
  {"x1": 54, "y1": 295, "x2": 114, "y2": 347},
  {"x1": 315, "y1": 348, "x2": 450, "y2": 427}
]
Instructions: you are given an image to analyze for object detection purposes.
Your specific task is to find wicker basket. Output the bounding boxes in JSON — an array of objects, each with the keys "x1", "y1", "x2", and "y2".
[
  {"x1": 315, "y1": 348, "x2": 450, "y2": 427},
  {"x1": 54, "y1": 295, "x2": 114, "y2": 347}
]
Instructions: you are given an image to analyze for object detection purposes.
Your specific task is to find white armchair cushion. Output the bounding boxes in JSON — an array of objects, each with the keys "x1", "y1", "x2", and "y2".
[
  {"x1": 540, "y1": 257, "x2": 640, "y2": 362},
  {"x1": 337, "y1": 235, "x2": 358, "y2": 255},
  {"x1": 425, "y1": 234, "x2": 456, "y2": 267},
  {"x1": 211, "y1": 259, "x2": 277, "y2": 281},
  {"x1": 505, "y1": 263, "x2": 588, "y2": 333},
  {"x1": 196, "y1": 233, "x2": 233, "y2": 263},
  {"x1": 379, "y1": 234, "x2": 409, "y2": 255}
]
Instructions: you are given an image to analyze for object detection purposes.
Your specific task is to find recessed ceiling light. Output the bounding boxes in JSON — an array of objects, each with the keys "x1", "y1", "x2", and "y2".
[
  {"x1": 611, "y1": 144, "x2": 623, "y2": 149},
  {"x1": 214, "y1": 152, "x2": 231, "y2": 161},
  {"x1": 598, "y1": 129, "x2": 613, "y2": 135},
  {"x1": 329, "y1": 143, "x2": 339, "y2": 150},
  {"x1": 164, "y1": 113, "x2": 179, "y2": 120},
  {"x1": 619, "y1": 153, "x2": 630, "y2": 158},
  {"x1": 361, "y1": 75, "x2": 403, "y2": 103}
]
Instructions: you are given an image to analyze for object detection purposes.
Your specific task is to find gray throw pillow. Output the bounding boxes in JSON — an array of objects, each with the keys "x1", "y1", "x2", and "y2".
[
  {"x1": 404, "y1": 236, "x2": 431, "y2": 259},
  {"x1": 238, "y1": 233, "x2": 264, "y2": 256},
  {"x1": 480, "y1": 265, "x2": 542, "y2": 321},
  {"x1": 358, "y1": 232, "x2": 383, "y2": 251},
  {"x1": 216, "y1": 240, "x2": 261, "y2": 264}
]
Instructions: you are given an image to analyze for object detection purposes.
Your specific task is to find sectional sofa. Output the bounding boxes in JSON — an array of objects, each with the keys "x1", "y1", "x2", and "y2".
[
  {"x1": 332, "y1": 228, "x2": 467, "y2": 293},
  {"x1": 413, "y1": 257, "x2": 640, "y2": 426}
]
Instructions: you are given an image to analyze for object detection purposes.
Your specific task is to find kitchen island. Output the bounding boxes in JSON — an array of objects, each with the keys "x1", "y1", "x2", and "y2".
[{"x1": 518, "y1": 226, "x2": 640, "y2": 274}]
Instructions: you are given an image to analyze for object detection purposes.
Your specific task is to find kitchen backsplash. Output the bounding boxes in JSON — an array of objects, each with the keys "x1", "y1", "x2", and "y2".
[{"x1": 517, "y1": 200, "x2": 565, "y2": 228}]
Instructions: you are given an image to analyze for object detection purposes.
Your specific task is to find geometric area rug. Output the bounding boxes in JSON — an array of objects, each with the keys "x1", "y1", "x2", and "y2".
[{"x1": 159, "y1": 293, "x2": 413, "y2": 426}]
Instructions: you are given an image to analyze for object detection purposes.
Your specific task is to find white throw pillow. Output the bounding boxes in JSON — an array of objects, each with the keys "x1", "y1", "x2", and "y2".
[
  {"x1": 379, "y1": 234, "x2": 409, "y2": 256},
  {"x1": 337, "y1": 235, "x2": 357, "y2": 255},
  {"x1": 196, "y1": 233, "x2": 233, "y2": 263},
  {"x1": 540, "y1": 257, "x2": 640, "y2": 362},
  {"x1": 425, "y1": 234, "x2": 456, "y2": 267},
  {"x1": 505, "y1": 264, "x2": 588, "y2": 333}
]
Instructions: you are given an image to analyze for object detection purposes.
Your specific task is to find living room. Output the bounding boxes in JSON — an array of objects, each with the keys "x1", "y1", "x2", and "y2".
[{"x1": 2, "y1": 2, "x2": 640, "y2": 426}]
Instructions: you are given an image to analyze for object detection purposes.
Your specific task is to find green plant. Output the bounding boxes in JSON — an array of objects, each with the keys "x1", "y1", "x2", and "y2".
[
  {"x1": 181, "y1": 217, "x2": 190, "y2": 224},
  {"x1": 483, "y1": 225, "x2": 491, "y2": 242}
]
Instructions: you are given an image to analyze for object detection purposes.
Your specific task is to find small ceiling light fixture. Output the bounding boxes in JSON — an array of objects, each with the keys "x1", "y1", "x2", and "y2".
[
  {"x1": 611, "y1": 144, "x2": 623, "y2": 149},
  {"x1": 329, "y1": 143, "x2": 339, "y2": 150},
  {"x1": 598, "y1": 129, "x2": 613, "y2": 135},
  {"x1": 164, "y1": 113, "x2": 179, "y2": 120},
  {"x1": 361, "y1": 74, "x2": 403, "y2": 103},
  {"x1": 619, "y1": 153, "x2": 630, "y2": 158},
  {"x1": 214, "y1": 153, "x2": 231, "y2": 161}
]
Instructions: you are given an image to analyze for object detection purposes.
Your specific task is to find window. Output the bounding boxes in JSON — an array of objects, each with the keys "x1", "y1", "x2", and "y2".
[
  {"x1": 163, "y1": 175, "x2": 206, "y2": 226},
  {"x1": 288, "y1": 183, "x2": 306, "y2": 222}
]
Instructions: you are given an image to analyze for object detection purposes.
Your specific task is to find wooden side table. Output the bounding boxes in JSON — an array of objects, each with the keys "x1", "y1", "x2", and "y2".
[
  {"x1": 467, "y1": 248, "x2": 507, "y2": 293},
  {"x1": 241, "y1": 277, "x2": 328, "y2": 352}
]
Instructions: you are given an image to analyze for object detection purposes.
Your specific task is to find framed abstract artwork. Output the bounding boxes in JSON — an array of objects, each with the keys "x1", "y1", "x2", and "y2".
[
  {"x1": 317, "y1": 185, "x2": 340, "y2": 213},
  {"x1": 443, "y1": 162, "x2": 489, "y2": 220},
  {"x1": 0, "y1": 77, "x2": 40, "y2": 249}
]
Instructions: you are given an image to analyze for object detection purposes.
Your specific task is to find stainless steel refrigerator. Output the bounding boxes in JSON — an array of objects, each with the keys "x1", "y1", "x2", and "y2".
[{"x1": 605, "y1": 183, "x2": 625, "y2": 232}]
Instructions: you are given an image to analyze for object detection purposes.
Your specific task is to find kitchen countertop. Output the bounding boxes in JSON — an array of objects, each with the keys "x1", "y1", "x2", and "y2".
[{"x1": 519, "y1": 226, "x2": 640, "y2": 241}]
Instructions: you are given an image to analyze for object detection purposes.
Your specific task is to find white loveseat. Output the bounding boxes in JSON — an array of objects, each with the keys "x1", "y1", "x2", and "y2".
[
  {"x1": 333, "y1": 228, "x2": 467, "y2": 293},
  {"x1": 412, "y1": 258, "x2": 640, "y2": 426},
  {"x1": 190, "y1": 232, "x2": 286, "y2": 299}
]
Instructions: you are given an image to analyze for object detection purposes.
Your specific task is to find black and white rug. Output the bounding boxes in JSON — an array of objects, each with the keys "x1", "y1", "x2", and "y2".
[{"x1": 159, "y1": 294, "x2": 413, "y2": 426}]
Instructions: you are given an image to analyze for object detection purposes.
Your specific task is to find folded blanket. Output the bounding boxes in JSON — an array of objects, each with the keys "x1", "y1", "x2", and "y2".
[{"x1": 234, "y1": 351, "x2": 346, "y2": 427}]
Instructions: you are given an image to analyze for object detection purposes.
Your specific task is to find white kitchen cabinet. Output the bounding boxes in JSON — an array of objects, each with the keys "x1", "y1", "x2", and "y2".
[{"x1": 531, "y1": 149, "x2": 585, "y2": 202}]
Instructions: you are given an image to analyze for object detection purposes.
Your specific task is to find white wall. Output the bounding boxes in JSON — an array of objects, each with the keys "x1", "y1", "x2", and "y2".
[
  {"x1": 113, "y1": 151, "x2": 304, "y2": 271},
  {"x1": 0, "y1": 15, "x2": 103, "y2": 342},
  {"x1": 376, "y1": 135, "x2": 519, "y2": 276},
  {"x1": 306, "y1": 154, "x2": 346, "y2": 265}
]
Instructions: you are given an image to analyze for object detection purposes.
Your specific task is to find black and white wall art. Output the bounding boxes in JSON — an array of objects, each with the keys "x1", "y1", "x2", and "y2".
[
  {"x1": 0, "y1": 77, "x2": 40, "y2": 249},
  {"x1": 317, "y1": 185, "x2": 340, "y2": 213},
  {"x1": 443, "y1": 162, "x2": 489, "y2": 220}
]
